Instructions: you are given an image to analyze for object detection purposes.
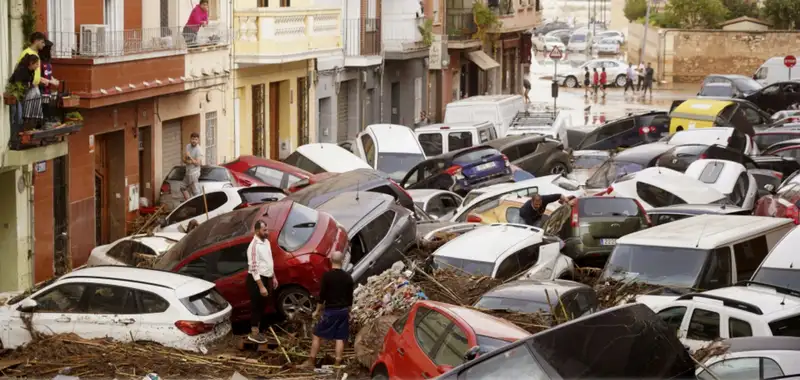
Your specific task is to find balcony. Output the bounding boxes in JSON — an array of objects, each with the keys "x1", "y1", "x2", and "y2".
[
  {"x1": 3, "y1": 95, "x2": 83, "y2": 166},
  {"x1": 343, "y1": 18, "x2": 382, "y2": 67},
  {"x1": 382, "y1": 17, "x2": 428, "y2": 60},
  {"x1": 234, "y1": 7, "x2": 342, "y2": 65},
  {"x1": 446, "y1": 11, "x2": 480, "y2": 49},
  {"x1": 489, "y1": 0, "x2": 542, "y2": 33}
]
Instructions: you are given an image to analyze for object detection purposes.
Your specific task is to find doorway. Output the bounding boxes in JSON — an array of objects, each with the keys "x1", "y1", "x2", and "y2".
[
  {"x1": 269, "y1": 82, "x2": 280, "y2": 160},
  {"x1": 391, "y1": 82, "x2": 400, "y2": 125},
  {"x1": 53, "y1": 156, "x2": 69, "y2": 276},
  {"x1": 139, "y1": 126, "x2": 152, "y2": 204},
  {"x1": 318, "y1": 97, "x2": 332, "y2": 142},
  {"x1": 252, "y1": 84, "x2": 266, "y2": 157},
  {"x1": 297, "y1": 77, "x2": 308, "y2": 146},
  {"x1": 94, "y1": 135, "x2": 108, "y2": 245}
]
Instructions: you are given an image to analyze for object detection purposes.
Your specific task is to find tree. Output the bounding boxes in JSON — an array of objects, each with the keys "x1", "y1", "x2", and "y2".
[
  {"x1": 761, "y1": 0, "x2": 800, "y2": 29},
  {"x1": 665, "y1": 0, "x2": 729, "y2": 28},
  {"x1": 721, "y1": 0, "x2": 759, "y2": 20},
  {"x1": 624, "y1": 0, "x2": 647, "y2": 22}
]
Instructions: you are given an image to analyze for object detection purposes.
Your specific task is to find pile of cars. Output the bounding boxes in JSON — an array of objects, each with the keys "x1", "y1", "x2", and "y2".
[{"x1": 532, "y1": 21, "x2": 624, "y2": 55}]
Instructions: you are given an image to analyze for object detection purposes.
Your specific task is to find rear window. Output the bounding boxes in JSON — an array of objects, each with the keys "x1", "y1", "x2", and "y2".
[
  {"x1": 578, "y1": 198, "x2": 640, "y2": 217},
  {"x1": 433, "y1": 256, "x2": 494, "y2": 277},
  {"x1": 770, "y1": 314, "x2": 800, "y2": 337},
  {"x1": 700, "y1": 84, "x2": 733, "y2": 97},
  {"x1": 180, "y1": 288, "x2": 229, "y2": 316},
  {"x1": 636, "y1": 182, "x2": 687, "y2": 208},
  {"x1": 284, "y1": 151, "x2": 326, "y2": 174},
  {"x1": 453, "y1": 147, "x2": 501, "y2": 165},
  {"x1": 278, "y1": 203, "x2": 320, "y2": 252},
  {"x1": 756, "y1": 133, "x2": 800, "y2": 151},
  {"x1": 419, "y1": 133, "x2": 443, "y2": 156},
  {"x1": 697, "y1": 162, "x2": 725, "y2": 184}
]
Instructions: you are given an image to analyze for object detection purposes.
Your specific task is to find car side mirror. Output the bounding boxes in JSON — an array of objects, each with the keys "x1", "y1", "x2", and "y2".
[
  {"x1": 437, "y1": 365, "x2": 454, "y2": 374},
  {"x1": 464, "y1": 345, "x2": 481, "y2": 361},
  {"x1": 765, "y1": 184, "x2": 776, "y2": 194},
  {"x1": 17, "y1": 299, "x2": 37, "y2": 313}
]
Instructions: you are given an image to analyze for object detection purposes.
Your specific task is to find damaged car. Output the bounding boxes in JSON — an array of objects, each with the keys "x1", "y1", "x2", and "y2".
[
  {"x1": 87, "y1": 232, "x2": 185, "y2": 267},
  {"x1": 287, "y1": 168, "x2": 415, "y2": 211},
  {"x1": 474, "y1": 279, "x2": 598, "y2": 319}
]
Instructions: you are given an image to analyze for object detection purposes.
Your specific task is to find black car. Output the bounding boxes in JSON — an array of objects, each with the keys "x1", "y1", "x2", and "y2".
[
  {"x1": 699, "y1": 74, "x2": 763, "y2": 98},
  {"x1": 400, "y1": 145, "x2": 512, "y2": 196},
  {"x1": 585, "y1": 142, "x2": 675, "y2": 189},
  {"x1": 655, "y1": 143, "x2": 758, "y2": 172},
  {"x1": 286, "y1": 168, "x2": 414, "y2": 211},
  {"x1": 474, "y1": 279, "x2": 598, "y2": 319},
  {"x1": 745, "y1": 81, "x2": 800, "y2": 114},
  {"x1": 572, "y1": 111, "x2": 671, "y2": 151},
  {"x1": 753, "y1": 154, "x2": 800, "y2": 178},
  {"x1": 755, "y1": 131, "x2": 800, "y2": 151},
  {"x1": 436, "y1": 304, "x2": 696, "y2": 380},
  {"x1": 485, "y1": 135, "x2": 572, "y2": 176}
]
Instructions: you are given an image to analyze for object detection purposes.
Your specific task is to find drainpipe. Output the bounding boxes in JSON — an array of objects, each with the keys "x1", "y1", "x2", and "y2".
[{"x1": 24, "y1": 166, "x2": 35, "y2": 288}]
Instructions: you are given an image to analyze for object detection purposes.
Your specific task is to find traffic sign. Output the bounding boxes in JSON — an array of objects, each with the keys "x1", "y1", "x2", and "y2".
[
  {"x1": 786, "y1": 55, "x2": 797, "y2": 68},
  {"x1": 549, "y1": 46, "x2": 563, "y2": 60}
]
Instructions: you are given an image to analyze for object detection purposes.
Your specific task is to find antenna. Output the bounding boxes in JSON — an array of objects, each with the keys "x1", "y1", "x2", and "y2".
[
  {"x1": 694, "y1": 220, "x2": 708, "y2": 248},
  {"x1": 355, "y1": 181, "x2": 360, "y2": 201}
]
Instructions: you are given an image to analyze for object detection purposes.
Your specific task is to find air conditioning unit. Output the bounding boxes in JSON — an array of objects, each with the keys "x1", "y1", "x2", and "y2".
[{"x1": 80, "y1": 24, "x2": 108, "y2": 57}]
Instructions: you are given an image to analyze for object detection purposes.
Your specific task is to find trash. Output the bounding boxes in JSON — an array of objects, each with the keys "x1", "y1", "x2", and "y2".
[
  {"x1": 142, "y1": 373, "x2": 160, "y2": 380},
  {"x1": 350, "y1": 262, "x2": 424, "y2": 332}
]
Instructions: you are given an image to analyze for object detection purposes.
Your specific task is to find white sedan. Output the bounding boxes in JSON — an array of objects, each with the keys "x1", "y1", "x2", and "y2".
[
  {"x1": 87, "y1": 232, "x2": 185, "y2": 267},
  {"x1": 555, "y1": 59, "x2": 629, "y2": 88},
  {"x1": 0, "y1": 266, "x2": 231, "y2": 352},
  {"x1": 592, "y1": 38, "x2": 621, "y2": 54}
]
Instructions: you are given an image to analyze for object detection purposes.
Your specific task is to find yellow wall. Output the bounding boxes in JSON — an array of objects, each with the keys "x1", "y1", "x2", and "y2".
[{"x1": 0, "y1": 168, "x2": 33, "y2": 292}]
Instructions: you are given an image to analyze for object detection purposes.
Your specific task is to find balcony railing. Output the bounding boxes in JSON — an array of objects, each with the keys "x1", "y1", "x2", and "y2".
[
  {"x1": 490, "y1": 0, "x2": 515, "y2": 16},
  {"x1": 446, "y1": 11, "x2": 477, "y2": 41},
  {"x1": 343, "y1": 18, "x2": 381, "y2": 56},
  {"x1": 48, "y1": 26, "x2": 195, "y2": 59},
  {"x1": 382, "y1": 17, "x2": 426, "y2": 52},
  {"x1": 234, "y1": 8, "x2": 342, "y2": 63},
  {"x1": 5, "y1": 94, "x2": 82, "y2": 151}
]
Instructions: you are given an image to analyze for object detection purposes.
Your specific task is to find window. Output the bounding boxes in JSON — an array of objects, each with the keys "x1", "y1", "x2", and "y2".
[
  {"x1": 728, "y1": 317, "x2": 753, "y2": 338},
  {"x1": 34, "y1": 283, "x2": 87, "y2": 313},
  {"x1": 178, "y1": 254, "x2": 213, "y2": 279},
  {"x1": 426, "y1": 196, "x2": 446, "y2": 215},
  {"x1": 755, "y1": 67, "x2": 769, "y2": 81},
  {"x1": 250, "y1": 166, "x2": 285, "y2": 187},
  {"x1": 656, "y1": 306, "x2": 686, "y2": 333},
  {"x1": 180, "y1": 288, "x2": 229, "y2": 316},
  {"x1": 742, "y1": 107, "x2": 765, "y2": 126},
  {"x1": 462, "y1": 344, "x2": 547, "y2": 379},
  {"x1": 138, "y1": 291, "x2": 170, "y2": 313},
  {"x1": 419, "y1": 133, "x2": 443, "y2": 156},
  {"x1": 697, "y1": 247, "x2": 732, "y2": 290},
  {"x1": 687, "y1": 308, "x2": 721, "y2": 341},
  {"x1": 698, "y1": 357, "x2": 784, "y2": 380},
  {"x1": 106, "y1": 241, "x2": 158, "y2": 266},
  {"x1": 414, "y1": 308, "x2": 452, "y2": 358},
  {"x1": 495, "y1": 254, "x2": 521, "y2": 280},
  {"x1": 516, "y1": 142, "x2": 537, "y2": 158},
  {"x1": 777, "y1": 148, "x2": 800, "y2": 159},
  {"x1": 433, "y1": 325, "x2": 469, "y2": 367},
  {"x1": 86, "y1": 285, "x2": 137, "y2": 314},
  {"x1": 479, "y1": 129, "x2": 490, "y2": 143},
  {"x1": 167, "y1": 192, "x2": 229, "y2": 225},
  {"x1": 441, "y1": 195, "x2": 460, "y2": 211},
  {"x1": 392, "y1": 310, "x2": 410, "y2": 333},
  {"x1": 769, "y1": 315, "x2": 800, "y2": 337},
  {"x1": 433, "y1": 0, "x2": 440, "y2": 22},
  {"x1": 733, "y1": 236, "x2": 769, "y2": 281},
  {"x1": 283, "y1": 152, "x2": 325, "y2": 174},
  {"x1": 635, "y1": 182, "x2": 687, "y2": 208},
  {"x1": 216, "y1": 243, "x2": 250, "y2": 277},
  {"x1": 448, "y1": 132, "x2": 473, "y2": 151},
  {"x1": 239, "y1": 189, "x2": 285, "y2": 204},
  {"x1": 414, "y1": 78, "x2": 423, "y2": 123},
  {"x1": 208, "y1": 0, "x2": 220, "y2": 20},
  {"x1": 514, "y1": 244, "x2": 541, "y2": 270},
  {"x1": 596, "y1": 119, "x2": 634, "y2": 141},
  {"x1": 205, "y1": 112, "x2": 217, "y2": 165},
  {"x1": 487, "y1": 127, "x2": 498, "y2": 140},
  {"x1": 505, "y1": 206, "x2": 523, "y2": 224},
  {"x1": 278, "y1": 203, "x2": 319, "y2": 252},
  {"x1": 361, "y1": 211, "x2": 395, "y2": 253},
  {"x1": 698, "y1": 162, "x2": 725, "y2": 184},
  {"x1": 361, "y1": 134, "x2": 376, "y2": 167}
]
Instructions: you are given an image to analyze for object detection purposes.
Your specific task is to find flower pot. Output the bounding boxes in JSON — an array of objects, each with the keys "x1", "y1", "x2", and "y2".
[
  {"x1": 3, "y1": 93, "x2": 18, "y2": 105},
  {"x1": 61, "y1": 97, "x2": 80, "y2": 108}
]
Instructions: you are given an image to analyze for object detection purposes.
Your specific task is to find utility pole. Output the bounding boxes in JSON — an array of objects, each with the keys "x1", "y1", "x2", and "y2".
[{"x1": 639, "y1": 0, "x2": 653, "y2": 65}]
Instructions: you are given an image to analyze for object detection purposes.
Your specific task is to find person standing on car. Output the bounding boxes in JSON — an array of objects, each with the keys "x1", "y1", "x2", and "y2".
[
  {"x1": 247, "y1": 220, "x2": 279, "y2": 344},
  {"x1": 181, "y1": 132, "x2": 203, "y2": 200},
  {"x1": 600, "y1": 67, "x2": 608, "y2": 97},
  {"x1": 624, "y1": 63, "x2": 637, "y2": 95},
  {"x1": 642, "y1": 62, "x2": 655, "y2": 98},
  {"x1": 584, "y1": 66, "x2": 591, "y2": 97},
  {"x1": 520, "y1": 193, "x2": 571, "y2": 227},
  {"x1": 300, "y1": 251, "x2": 354, "y2": 369}
]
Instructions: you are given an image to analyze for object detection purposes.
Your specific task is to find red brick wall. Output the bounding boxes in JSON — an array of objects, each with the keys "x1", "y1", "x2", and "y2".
[
  {"x1": 52, "y1": 55, "x2": 186, "y2": 97},
  {"x1": 33, "y1": 163, "x2": 54, "y2": 282}
]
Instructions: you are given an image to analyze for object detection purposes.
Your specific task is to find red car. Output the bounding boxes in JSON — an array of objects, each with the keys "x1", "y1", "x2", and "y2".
[
  {"x1": 223, "y1": 155, "x2": 315, "y2": 190},
  {"x1": 370, "y1": 300, "x2": 529, "y2": 380},
  {"x1": 754, "y1": 181, "x2": 800, "y2": 224},
  {"x1": 153, "y1": 199, "x2": 348, "y2": 321}
]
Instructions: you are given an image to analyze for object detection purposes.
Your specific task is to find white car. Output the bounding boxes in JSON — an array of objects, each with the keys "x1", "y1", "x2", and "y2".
[
  {"x1": 447, "y1": 175, "x2": 585, "y2": 222},
  {"x1": 533, "y1": 35, "x2": 566, "y2": 53},
  {"x1": 697, "y1": 336, "x2": 800, "y2": 379},
  {"x1": 556, "y1": 59, "x2": 629, "y2": 88},
  {"x1": 407, "y1": 189, "x2": 463, "y2": 219},
  {"x1": 602, "y1": 167, "x2": 727, "y2": 209},
  {"x1": 651, "y1": 284, "x2": 800, "y2": 352},
  {"x1": 283, "y1": 143, "x2": 371, "y2": 174},
  {"x1": 87, "y1": 232, "x2": 185, "y2": 267},
  {"x1": 432, "y1": 223, "x2": 574, "y2": 280},
  {"x1": 0, "y1": 266, "x2": 232, "y2": 352},
  {"x1": 593, "y1": 30, "x2": 624, "y2": 44},
  {"x1": 684, "y1": 159, "x2": 758, "y2": 210},
  {"x1": 664, "y1": 127, "x2": 759, "y2": 156},
  {"x1": 158, "y1": 186, "x2": 286, "y2": 233},
  {"x1": 352, "y1": 124, "x2": 427, "y2": 182},
  {"x1": 591, "y1": 38, "x2": 621, "y2": 54},
  {"x1": 158, "y1": 166, "x2": 238, "y2": 211}
]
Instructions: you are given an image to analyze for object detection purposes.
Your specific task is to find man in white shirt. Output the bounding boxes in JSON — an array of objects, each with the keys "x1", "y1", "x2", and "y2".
[{"x1": 247, "y1": 220, "x2": 279, "y2": 344}]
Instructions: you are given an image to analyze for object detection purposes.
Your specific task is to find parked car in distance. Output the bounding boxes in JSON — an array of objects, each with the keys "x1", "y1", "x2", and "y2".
[
  {"x1": 699, "y1": 74, "x2": 763, "y2": 98},
  {"x1": 534, "y1": 35, "x2": 566, "y2": 53},
  {"x1": 474, "y1": 279, "x2": 598, "y2": 319},
  {"x1": 87, "y1": 232, "x2": 185, "y2": 267},
  {"x1": 648, "y1": 204, "x2": 751, "y2": 226},
  {"x1": 0, "y1": 266, "x2": 232, "y2": 352},
  {"x1": 222, "y1": 155, "x2": 311, "y2": 190},
  {"x1": 744, "y1": 81, "x2": 800, "y2": 114},
  {"x1": 696, "y1": 337, "x2": 800, "y2": 379},
  {"x1": 316, "y1": 192, "x2": 415, "y2": 284},
  {"x1": 684, "y1": 159, "x2": 758, "y2": 210},
  {"x1": 546, "y1": 28, "x2": 572, "y2": 45},
  {"x1": 415, "y1": 121, "x2": 498, "y2": 157},
  {"x1": 283, "y1": 143, "x2": 371, "y2": 174},
  {"x1": 486, "y1": 135, "x2": 572, "y2": 176},
  {"x1": 158, "y1": 165, "x2": 238, "y2": 211},
  {"x1": 287, "y1": 168, "x2": 414, "y2": 211},
  {"x1": 407, "y1": 189, "x2": 463, "y2": 219},
  {"x1": 591, "y1": 38, "x2": 620, "y2": 54},
  {"x1": 370, "y1": 300, "x2": 530, "y2": 379},
  {"x1": 573, "y1": 111, "x2": 671, "y2": 151},
  {"x1": 593, "y1": 30, "x2": 624, "y2": 44},
  {"x1": 400, "y1": 145, "x2": 513, "y2": 196},
  {"x1": 599, "y1": 167, "x2": 728, "y2": 209},
  {"x1": 158, "y1": 186, "x2": 287, "y2": 233},
  {"x1": 557, "y1": 59, "x2": 628, "y2": 88},
  {"x1": 153, "y1": 200, "x2": 349, "y2": 319},
  {"x1": 567, "y1": 30, "x2": 592, "y2": 52},
  {"x1": 352, "y1": 124, "x2": 427, "y2": 182}
]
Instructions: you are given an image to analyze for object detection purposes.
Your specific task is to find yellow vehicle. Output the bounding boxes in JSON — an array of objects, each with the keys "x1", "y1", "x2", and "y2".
[
  {"x1": 669, "y1": 98, "x2": 765, "y2": 135},
  {"x1": 465, "y1": 196, "x2": 554, "y2": 224}
]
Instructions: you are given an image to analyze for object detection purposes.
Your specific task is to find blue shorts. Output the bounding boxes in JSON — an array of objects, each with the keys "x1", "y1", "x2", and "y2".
[{"x1": 313, "y1": 307, "x2": 350, "y2": 341}]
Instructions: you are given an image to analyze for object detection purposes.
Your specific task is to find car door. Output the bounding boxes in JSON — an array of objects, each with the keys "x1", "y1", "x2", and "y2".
[
  {"x1": 209, "y1": 243, "x2": 251, "y2": 320},
  {"x1": 581, "y1": 119, "x2": 633, "y2": 150},
  {"x1": 514, "y1": 141, "x2": 547, "y2": 174},
  {"x1": 352, "y1": 210, "x2": 399, "y2": 282},
  {"x1": 684, "y1": 307, "x2": 723, "y2": 351},
  {"x1": 12, "y1": 283, "x2": 89, "y2": 344},
  {"x1": 81, "y1": 283, "x2": 142, "y2": 342},
  {"x1": 392, "y1": 306, "x2": 452, "y2": 379},
  {"x1": 131, "y1": 289, "x2": 174, "y2": 345}
]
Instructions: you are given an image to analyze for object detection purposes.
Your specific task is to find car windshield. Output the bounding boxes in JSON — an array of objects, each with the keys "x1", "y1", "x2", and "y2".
[
  {"x1": 586, "y1": 160, "x2": 644, "y2": 188},
  {"x1": 476, "y1": 335, "x2": 514, "y2": 354},
  {"x1": 377, "y1": 153, "x2": 425, "y2": 182},
  {"x1": 474, "y1": 296, "x2": 551, "y2": 314},
  {"x1": 733, "y1": 78, "x2": 763, "y2": 92},
  {"x1": 579, "y1": 198, "x2": 640, "y2": 217},
  {"x1": 278, "y1": 203, "x2": 319, "y2": 252},
  {"x1": 573, "y1": 155, "x2": 608, "y2": 170},
  {"x1": 433, "y1": 256, "x2": 494, "y2": 277},
  {"x1": 752, "y1": 268, "x2": 800, "y2": 293},
  {"x1": 600, "y1": 244, "x2": 709, "y2": 289},
  {"x1": 700, "y1": 84, "x2": 734, "y2": 97},
  {"x1": 462, "y1": 191, "x2": 486, "y2": 207}
]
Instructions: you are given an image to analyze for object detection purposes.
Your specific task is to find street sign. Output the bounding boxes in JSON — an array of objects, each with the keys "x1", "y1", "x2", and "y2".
[
  {"x1": 785, "y1": 55, "x2": 797, "y2": 68},
  {"x1": 549, "y1": 46, "x2": 563, "y2": 60}
]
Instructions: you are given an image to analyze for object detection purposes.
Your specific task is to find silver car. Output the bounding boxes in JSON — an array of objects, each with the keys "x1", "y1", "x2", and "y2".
[
  {"x1": 592, "y1": 38, "x2": 621, "y2": 55},
  {"x1": 556, "y1": 58, "x2": 629, "y2": 88},
  {"x1": 158, "y1": 165, "x2": 237, "y2": 211}
]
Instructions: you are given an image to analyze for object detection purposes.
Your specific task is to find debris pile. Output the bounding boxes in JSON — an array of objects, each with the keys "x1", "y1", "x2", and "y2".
[
  {"x1": 350, "y1": 262, "x2": 424, "y2": 333},
  {"x1": 353, "y1": 315, "x2": 399, "y2": 368},
  {"x1": 416, "y1": 268, "x2": 502, "y2": 306}
]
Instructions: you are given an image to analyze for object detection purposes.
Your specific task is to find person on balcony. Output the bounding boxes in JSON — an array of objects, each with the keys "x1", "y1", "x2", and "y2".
[
  {"x1": 17, "y1": 32, "x2": 50, "y2": 88},
  {"x1": 183, "y1": 0, "x2": 209, "y2": 46},
  {"x1": 39, "y1": 40, "x2": 61, "y2": 123},
  {"x1": 8, "y1": 54, "x2": 43, "y2": 129}
]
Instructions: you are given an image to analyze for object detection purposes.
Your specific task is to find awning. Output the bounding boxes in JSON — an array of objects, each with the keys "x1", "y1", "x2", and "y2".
[{"x1": 467, "y1": 50, "x2": 500, "y2": 71}]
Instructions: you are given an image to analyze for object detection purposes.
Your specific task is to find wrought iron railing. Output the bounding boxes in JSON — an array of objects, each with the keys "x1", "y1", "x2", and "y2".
[
  {"x1": 446, "y1": 11, "x2": 477, "y2": 41},
  {"x1": 343, "y1": 18, "x2": 382, "y2": 56},
  {"x1": 5, "y1": 93, "x2": 82, "y2": 150}
]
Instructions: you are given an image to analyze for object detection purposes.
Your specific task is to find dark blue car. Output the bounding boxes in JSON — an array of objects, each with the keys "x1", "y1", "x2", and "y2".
[{"x1": 400, "y1": 145, "x2": 512, "y2": 196}]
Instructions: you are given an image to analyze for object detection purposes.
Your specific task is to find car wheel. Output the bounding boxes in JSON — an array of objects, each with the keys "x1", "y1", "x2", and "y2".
[
  {"x1": 615, "y1": 74, "x2": 627, "y2": 87},
  {"x1": 549, "y1": 162, "x2": 569, "y2": 175},
  {"x1": 565, "y1": 76, "x2": 578, "y2": 88},
  {"x1": 277, "y1": 286, "x2": 314, "y2": 317},
  {"x1": 372, "y1": 365, "x2": 389, "y2": 380}
]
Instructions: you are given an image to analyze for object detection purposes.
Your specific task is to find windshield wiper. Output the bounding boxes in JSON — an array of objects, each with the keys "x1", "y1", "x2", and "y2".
[{"x1": 293, "y1": 222, "x2": 316, "y2": 228}]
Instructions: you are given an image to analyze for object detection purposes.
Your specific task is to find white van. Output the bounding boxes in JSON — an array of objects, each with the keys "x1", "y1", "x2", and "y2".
[
  {"x1": 353, "y1": 124, "x2": 427, "y2": 182},
  {"x1": 415, "y1": 121, "x2": 498, "y2": 157},
  {"x1": 443, "y1": 95, "x2": 526, "y2": 137},
  {"x1": 754, "y1": 56, "x2": 800, "y2": 86},
  {"x1": 567, "y1": 30, "x2": 593, "y2": 52},
  {"x1": 684, "y1": 159, "x2": 758, "y2": 210},
  {"x1": 751, "y1": 226, "x2": 800, "y2": 292},
  {"x1": 283, "y1": 143, "x2": 371, "y2": 174}
]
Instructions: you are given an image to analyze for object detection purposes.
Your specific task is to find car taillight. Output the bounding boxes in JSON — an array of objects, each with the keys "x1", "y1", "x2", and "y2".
[
  {"x1": 776, "y1": 172, "x2": 784, "y2": 179},
  {"x1": 388, "y1": 179, "x2": 413, "y2": 201},
  {"x1": 234, "y1": 202, "x2": 251, "y2": 210},
  {"x1": 570, "y1": 203, "x2": 579, "y2": 227},
  {"x1": 594, "y1": 186, "x2": 614, "y2": 196},
  {"x1": 445, "y1": 165, "x2": 462, "y2": 175},
  {"x1": 174, "y1": 320, "x2": 215, "y2": 336},
  {"x1": 639, "y1": 126, "x2": 655, "y2": 135},
  {"x1": 160, "y1": 182, "x2": 170, "y2": 194},
  {"x1": 786, "y1": 205, "x2": 800, "y2": 225},
  {"x1": 440, "y1": 126, "x2": 450, "y2": 129},
  {"x1": 699, "y1": 153, "x2": 707, "y2": 159},
  {"x1": 502, "y1": 154, "x2": 510, "y2": 167},
  {"x1": 466, "y1": 214, "x2": 483, "y2": 223},
  {"x1": 633, "y1": 199, "x2": 651, "y2": 226}
]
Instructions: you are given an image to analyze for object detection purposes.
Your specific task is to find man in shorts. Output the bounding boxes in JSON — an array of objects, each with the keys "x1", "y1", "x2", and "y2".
[
  {"x1": 522, "y1": 78, "x2": 531, "y2": 104},
  {"x1": 182, "y1": 132, "x2": 203, "y2": 200}
]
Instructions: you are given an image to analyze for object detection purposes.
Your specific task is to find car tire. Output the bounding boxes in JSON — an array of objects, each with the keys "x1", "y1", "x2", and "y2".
[
  {"x1": 565, "y1": 76, "x2": 578, "y2": 88},
  {"x1": 372, "y1": 365, "x2": 389, "y2": 380},
  {"x1": 548, "y1": 161, "x2": 570, "y2": 175},
  {"x1": 615, "y1": 74, "x2": 626, "y2": 87},
  {"x1": 277, "y1": 286, "x2": 314, "y2": 317}
]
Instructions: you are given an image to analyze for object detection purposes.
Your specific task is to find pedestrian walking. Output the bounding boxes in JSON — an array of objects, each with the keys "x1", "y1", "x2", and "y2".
[
  {"x1": 636, "y1": 62, "x2": 646, "y2": 91},
  {"x1": 181, "y1": 132, "x2": 204, "y2": 200},
  {"x1": 246, "y1": 220, "x2": 279, "y2": 344},
  {"x1": 642, "y1": 62, "x2": 655, "y2": 98},
  {"x1": 299, "y1": 251, "x2": 354, "y2": 369},
  {"x1": 600, "y1": 67, "x2": 608, "y2": 97},
  {"x1": 592, "y1": 68, "x2": 600, "y2": 97},
  {"x1": 183, "y1": 0, "x2": 209, "y2": 46},
  {"x1": 583, "y1": 67, "x2": 591, "y2": 97},
  {"x1": 624, "y1": 63, "x2": 636, "y2": 95},
  {"x1": 522, "y1": 78, "x2": 531, "y2": 104}
]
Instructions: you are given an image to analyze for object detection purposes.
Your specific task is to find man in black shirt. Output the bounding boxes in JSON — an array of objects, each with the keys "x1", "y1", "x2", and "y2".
[
  {"x1": 519, "y1": 193, "x2": 571, "y2": 227},
  {"x1": 299, "y1": 251, "x2": 354, "y2": 368},
  {"x1": 642, "y1": 62, "x2": 655, "y2": 98}
]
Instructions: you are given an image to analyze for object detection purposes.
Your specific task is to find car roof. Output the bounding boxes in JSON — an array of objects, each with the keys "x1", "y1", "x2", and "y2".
[
  {"x1": 618, "y1": 166, "x2": 726, "y2": 204},
  {"x1": 315, "y1": 191, "x2": 392, "y2": 231},
  {"x1": 672, "y1": 99, "x2": 734, "y2": 115},
  {"x1": 428, "y1": 301, "x2": 530, "y2": 340},
  {"x1": 407, "y1": 189, "x2": 454, "y2": 202},
  {"x1": 365, "y1": 124, "x2": 421, "y2": 154},
  {"x1": 446, "y1": 95, "x2": 523, "y2": 105},
  {"x1": 62, "y1": 266, "x2": 214, "y2": 298},
  {"x1": 647, "y1": 204, "x2": 749, "y2": 215},
  {"x1": 699, "y1": 285, "x2": 800, "y2": 319},
  {"x1": 708, "y1": 74, "x2": 754, "y2": 80},
  {"x1": 722, "y1": 336, "x2": 800, "y2": 354},
  {"x1": 614, "y1": 143, "x2": 674, "y2": 165},
  {"x1": 227, "y1": 155, "x2": 311, "y2": 176},
  {"x1": 434, "y1": 224, "x2": 541, "y2": 262},
  {"x1": 295, "y1": 143, "x2": 371, "y2": 172},
  {"x1": 618, "y1": 215, "x2": 792, "y2": 249},
  {"x1": 486, "y1": 135, "x2": 546, "y2": 150},
  {"x1": 481, "y1": 280, "x2": 588, "y2": 304},
  {"x1": 287, "y1": 168, "x2": 392, "y2": 207}
]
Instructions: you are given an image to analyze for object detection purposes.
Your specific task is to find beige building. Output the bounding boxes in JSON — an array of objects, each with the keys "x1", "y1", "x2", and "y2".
[{"x1": 721, "y1": 17, "x2": 772, "y2": 32}]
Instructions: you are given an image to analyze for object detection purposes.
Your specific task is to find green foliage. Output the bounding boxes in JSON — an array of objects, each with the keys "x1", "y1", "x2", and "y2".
[
  {"x1": 5, "y1": 82, "x2": 25, "y2": 100},
  {"x1": 22, "y1": 0, "x2": 36, "y2": 41},
  {"x1": 721, "y1": 0, "x2": 759, "y2": 20},
  {"x1": 665, "y1": 0, "x2": 729, "y2": 28},
  {"x1": 624, "y1": 0, "x2": 648, "y2": 22},
  {"x1": 418, "y1": 18, "x2": 434, "y2": 46},
  {"x1": 761, "y1": 0, "x2": 800, "y2": 29},
  {"x1": 65, "y1": 111, "x2": 83, "y2": 121},
  {"x1": 472, "y1": 1, "x2": 501, "y2": 42}
]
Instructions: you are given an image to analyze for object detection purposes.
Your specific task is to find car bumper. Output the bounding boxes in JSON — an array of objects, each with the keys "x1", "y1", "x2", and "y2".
[{"x1": 451, "y1": 173, "x2": 514, "y2": 196}]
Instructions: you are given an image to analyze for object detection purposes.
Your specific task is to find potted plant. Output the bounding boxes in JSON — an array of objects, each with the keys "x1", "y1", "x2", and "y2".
[
  {"x1": 64, "y1": 111, "x2": 83, "y2": 123},
  {"x1": 4, "y1": 82, "x2": 24, "y2": 105},
  {"x1": 61, "y1": 95, "x2": 80, "y2": 108}
]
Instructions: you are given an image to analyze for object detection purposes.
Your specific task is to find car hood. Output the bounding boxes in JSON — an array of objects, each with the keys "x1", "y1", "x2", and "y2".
[{"x1": 416, "y1": 221, "x2": 480, "y2": 241}]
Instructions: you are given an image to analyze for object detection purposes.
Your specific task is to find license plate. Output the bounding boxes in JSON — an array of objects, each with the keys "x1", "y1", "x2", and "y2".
[
  {"x1": 476, "y1": 162, "x2": 496, "y2": 171},
  {"x1": 600, "y1": 239, "x2": 617, "y2": 246}
]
